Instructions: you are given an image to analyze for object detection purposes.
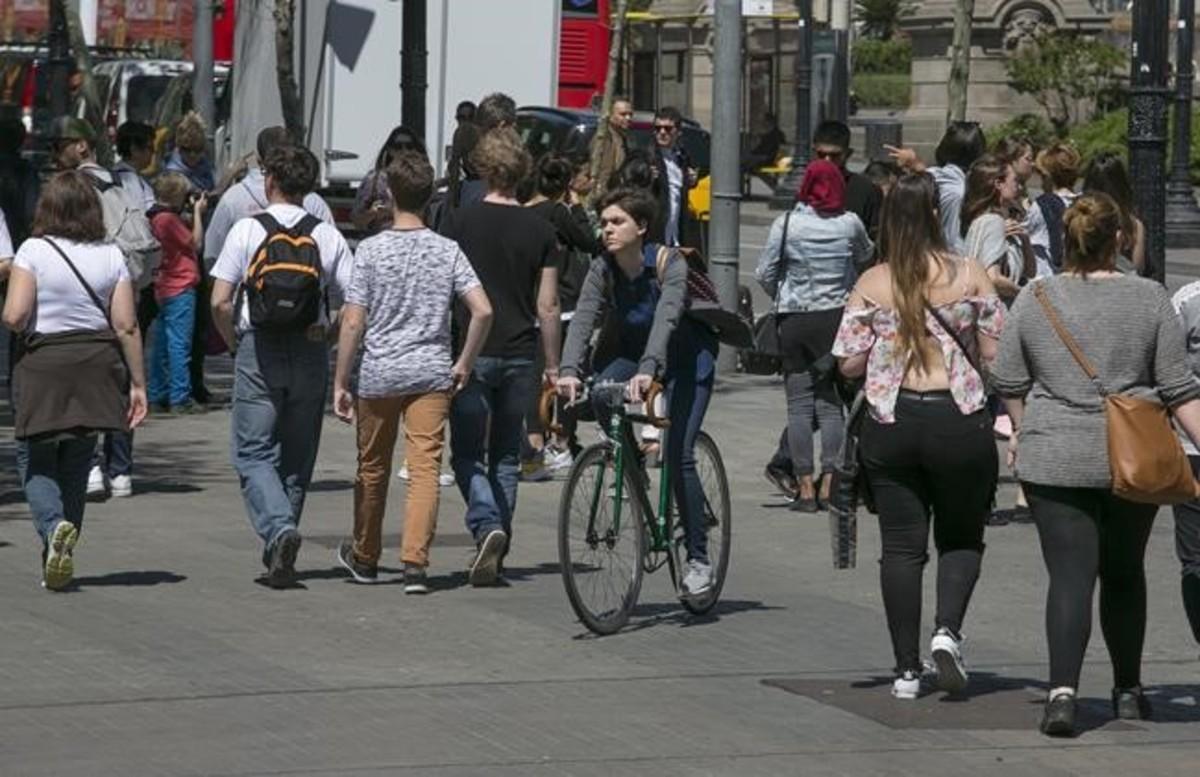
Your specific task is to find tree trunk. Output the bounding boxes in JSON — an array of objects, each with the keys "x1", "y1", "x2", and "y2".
[
  {"x1": 274, "y1": 0, "x2": 304, "y2": 142},
  {"x1": 947, "y1": 0, "x2": 974, "y2": 124},
  {"x1": 63, "y1": 4, "x2": 112, "y2": 165},
  {"x1": 589, "y1": 0, "x2": 631, "y2": 186}
]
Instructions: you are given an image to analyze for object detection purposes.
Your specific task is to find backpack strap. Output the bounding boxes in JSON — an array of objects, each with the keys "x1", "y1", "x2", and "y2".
[{"x1": 252, "y1": 211, "x2": 281, "y2": 235}]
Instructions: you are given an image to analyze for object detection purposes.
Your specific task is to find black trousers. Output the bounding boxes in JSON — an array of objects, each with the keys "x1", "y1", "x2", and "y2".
[
  {"x1": 1025, "y1": 483, "x2": 1156, "y2": 689},
  {"x1": 1169, "y1": 456, "x2": 1200, "y2": 645},
  {"x1": 190, "y1": 276, "x2": 213, "y2": 401},
  {"x1": 861, "y1": 392, "x2": 996, "y2": 673}
]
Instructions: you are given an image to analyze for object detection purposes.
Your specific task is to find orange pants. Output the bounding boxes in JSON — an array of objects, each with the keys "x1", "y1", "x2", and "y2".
[{"x1": 352, "y1": 392, "x2": 450, "y2": 567}]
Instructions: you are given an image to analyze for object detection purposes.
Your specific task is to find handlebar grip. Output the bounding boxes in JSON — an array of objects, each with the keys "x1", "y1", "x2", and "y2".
[
  {"x1": 644, "y1": 381, "x2": 669, "y2": 429},
  {"x1": 539, "y1": 386, "x2": 564, "y2": 437}
]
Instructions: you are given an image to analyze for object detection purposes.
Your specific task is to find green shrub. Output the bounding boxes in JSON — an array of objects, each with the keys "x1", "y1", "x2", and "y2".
[
  {"x1": 1068, "y1": 108, "x2": 1127, "y2": 162},
  {"x1": 985, "y1": 114, "x2": 1056, "y2": 150},
  {"x1": 853, "y1": 38, "x2": 912, "y2": 75},
  {"x1": 851, "y1": 73, "x2": 910, "y2": 109}
]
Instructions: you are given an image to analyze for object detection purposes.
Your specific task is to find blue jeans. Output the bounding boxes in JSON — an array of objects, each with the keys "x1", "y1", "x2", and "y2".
[
  {"x1": 450, "y1": 357, "x2": 535, "y2": 543},
  {"x1": 92, "y1": 431, "x2": 133, "y2": 477},
  {"x1": 231, "y1": 330, "x2": 329, "y2": 564},
  {"x1": 19, "y1": 435, "x2": 96, "y2": 545},
  {"x1": 148, "y1": 289, "x2": 196, "y2": 406},
  {"x1": 591, "y1": 357, "x2": 714, "y2": 563}
]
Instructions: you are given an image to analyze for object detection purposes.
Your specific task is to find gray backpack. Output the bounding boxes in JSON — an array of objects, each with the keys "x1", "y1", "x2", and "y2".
[{"x1": 88, "y1": 172, "x2": 161, "y2": 289}]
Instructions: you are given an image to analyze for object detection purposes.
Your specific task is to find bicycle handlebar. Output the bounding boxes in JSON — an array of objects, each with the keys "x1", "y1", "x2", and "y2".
[{"x1": 538, "y1": 379, "x2": 670, "y2": 435}]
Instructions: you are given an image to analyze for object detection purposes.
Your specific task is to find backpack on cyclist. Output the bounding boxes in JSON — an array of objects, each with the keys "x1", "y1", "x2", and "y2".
[
  {"x1": 239, "y1": 213, "x2": 325, "y2": 331},
  {"x1": 88, "y1": 172, "x2": 161, "y2": 290},
  {"x1": 653, "y1": 245, "x2": 753, "y2": 349}
]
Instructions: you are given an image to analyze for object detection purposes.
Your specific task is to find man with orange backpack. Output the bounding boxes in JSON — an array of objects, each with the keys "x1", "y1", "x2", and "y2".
[{"x1": 209, "y1": 145, "x2": 354, "y2": 589}]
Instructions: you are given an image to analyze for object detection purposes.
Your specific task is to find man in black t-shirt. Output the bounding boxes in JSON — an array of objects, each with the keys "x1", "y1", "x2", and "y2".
[{"x1": 442, "y1": 129, "x2": 561, "y2": 586}]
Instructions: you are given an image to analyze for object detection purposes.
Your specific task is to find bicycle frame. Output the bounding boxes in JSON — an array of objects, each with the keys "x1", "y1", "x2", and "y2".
[{"x1": 592, "y1": 406, "x2": 674, "y2": 555}]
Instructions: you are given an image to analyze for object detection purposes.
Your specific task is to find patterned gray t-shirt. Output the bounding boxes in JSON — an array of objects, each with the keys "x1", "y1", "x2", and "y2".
[{"x1": 347, "y1": 228, "x2": 481, "y2": 398}]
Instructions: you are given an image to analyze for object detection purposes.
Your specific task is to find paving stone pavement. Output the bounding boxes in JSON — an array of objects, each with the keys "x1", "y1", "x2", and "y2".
[{"x1": 1, "y1": 368, "x2": 1198, "y2": 777}]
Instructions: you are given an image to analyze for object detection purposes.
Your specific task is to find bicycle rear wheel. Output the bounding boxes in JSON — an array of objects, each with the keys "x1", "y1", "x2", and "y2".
[
  {"x1": 680, "y1": 431, "x2": 732, "y2": 615},
  {"x1": 558, "y1": 442, "x2": 646, "y2": 635}
]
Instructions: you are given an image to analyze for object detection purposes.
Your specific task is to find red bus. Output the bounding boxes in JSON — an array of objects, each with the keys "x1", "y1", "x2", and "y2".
[{"x1": 558, "y1": 0, "x2": 610, "y2": 109}]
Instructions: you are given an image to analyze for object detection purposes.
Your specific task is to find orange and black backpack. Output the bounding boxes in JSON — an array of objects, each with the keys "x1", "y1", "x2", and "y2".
[{"x1": 240, "y1": 213, "x2": 324, "y2": 331}]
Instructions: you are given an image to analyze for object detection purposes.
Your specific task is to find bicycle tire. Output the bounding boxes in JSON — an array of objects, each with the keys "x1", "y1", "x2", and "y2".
[
  {"x1": 558, "y1": 442, "x2": 646, "y2": 635},
  {"x1": 680, "y1": 431, "x2": 732, "y2": 615}
]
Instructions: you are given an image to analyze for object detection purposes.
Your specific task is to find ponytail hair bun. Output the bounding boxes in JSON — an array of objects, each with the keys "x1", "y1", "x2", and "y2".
[{"x1": 1063, "y1": 193, "x2": 1121, "y2": 275}]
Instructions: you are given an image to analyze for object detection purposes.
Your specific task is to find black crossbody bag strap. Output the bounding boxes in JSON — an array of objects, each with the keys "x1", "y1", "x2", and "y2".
[
  {"x1": 42, "y1": 238, "x2": 113, "y2": 327},
  {"x1": 924, "y1": 302, "x2": 985, "y2": 380}
]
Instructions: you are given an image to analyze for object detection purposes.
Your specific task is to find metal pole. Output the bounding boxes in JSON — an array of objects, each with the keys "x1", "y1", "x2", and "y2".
[
  {"x1": 1167, "y1": 0, "x2": 1200, "y2": 247},
  {"x1": 401, "y1": 0, "x2": 428, "y2": 140},
  {"x1": 193, "y1": 0, "x2": 215, "y2": 149},
  {"x1": 1129, "y1": 0, "x2": 1171, "y2": 282},
  {"x1": 770, "y1": 0, "x2": 811, "y2": 209},
  {"x1": 47, "y1": 0, "x2": 71, "y2": 118},
  {"x1": 710, "y1": 0, "x2": 742, "y2": 373}
]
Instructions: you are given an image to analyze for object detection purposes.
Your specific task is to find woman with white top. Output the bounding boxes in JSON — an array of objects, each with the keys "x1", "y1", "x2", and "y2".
[
  {"x1": 2, "y1": 171, "x2": 148, "y2": 590},
  {"x1": 961, "y1": 154, "x2": 1037, "y2": 302}
]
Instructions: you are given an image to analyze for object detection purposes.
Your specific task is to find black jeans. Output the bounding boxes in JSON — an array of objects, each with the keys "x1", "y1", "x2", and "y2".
[
  {"x1": 861, "y1": 391, "x2": 996, "y2": 673},
  {"x1": 1169, "y1": 456, "x2": 1200, "y2": 645},
  {"x1": 1025, "y1": 483, "x2": 1156, "y2": 690}
]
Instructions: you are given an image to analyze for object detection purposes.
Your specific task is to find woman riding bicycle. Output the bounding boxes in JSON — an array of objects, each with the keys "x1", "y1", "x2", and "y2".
[{"x1": 557, "y1": 187, "x2": 719, "y2": 599}]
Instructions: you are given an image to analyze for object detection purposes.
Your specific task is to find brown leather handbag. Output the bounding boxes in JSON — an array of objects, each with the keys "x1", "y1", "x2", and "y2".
[{"x1": 1034, "y1": 283, "x2": 1200, "y2": 505}]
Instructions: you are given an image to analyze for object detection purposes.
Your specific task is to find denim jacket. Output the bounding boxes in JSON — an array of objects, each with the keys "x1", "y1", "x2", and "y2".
[{"x1": 755, "y1": 204, "x2": 872, "y2": 313}]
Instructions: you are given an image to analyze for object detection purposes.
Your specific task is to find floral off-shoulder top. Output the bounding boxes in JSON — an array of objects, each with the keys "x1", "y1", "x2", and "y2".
[{"x1": 832, "y1": 293, "x2": 1006, "y2": 423}]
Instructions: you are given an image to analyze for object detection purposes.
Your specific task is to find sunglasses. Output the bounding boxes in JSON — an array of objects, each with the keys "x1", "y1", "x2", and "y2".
[
  {"x1": 814, "y1": 149, "x2": 846, "y2": 161},
  {"x1": 653, "y1": 125, "x2": 676, "y2": 134}
]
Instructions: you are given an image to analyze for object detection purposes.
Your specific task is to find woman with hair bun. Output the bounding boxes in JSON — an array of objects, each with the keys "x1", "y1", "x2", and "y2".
[{"x1": 992, "y1": 193, "x2": 1200, "y2": 737}]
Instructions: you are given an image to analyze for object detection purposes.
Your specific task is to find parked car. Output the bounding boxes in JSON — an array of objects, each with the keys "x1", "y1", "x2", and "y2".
[
  {"x1": 90, "y1": 59, "x2": 230, "y2": 143},
  {"x1": 515, "y1": 105, "x2": 713, "y2": 221}
]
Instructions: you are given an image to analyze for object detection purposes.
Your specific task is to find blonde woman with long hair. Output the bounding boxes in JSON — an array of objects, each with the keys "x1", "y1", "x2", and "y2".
[{"x1": 833, "y1": 173, "x2": 1005, "y2": 701}]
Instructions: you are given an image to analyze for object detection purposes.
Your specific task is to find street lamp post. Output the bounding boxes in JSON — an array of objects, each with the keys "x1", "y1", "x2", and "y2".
[
  {"x1": 770, "y1": 0, "x2": 813, "y2": 209},
  {"x1": 1129, "y1": 0, "x2": 1171, "y2": 282},
  {"x1": 1166, "y1": 0, "x2": 1200, "y2": 247},
  {"x1": 47, "y1": 0, "x2": 71, "y2": 117}
]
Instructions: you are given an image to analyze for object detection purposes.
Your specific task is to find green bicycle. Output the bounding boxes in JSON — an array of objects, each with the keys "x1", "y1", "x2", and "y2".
[{"x1": 543, "y1": 379, "x2": 732, "y2": 635}]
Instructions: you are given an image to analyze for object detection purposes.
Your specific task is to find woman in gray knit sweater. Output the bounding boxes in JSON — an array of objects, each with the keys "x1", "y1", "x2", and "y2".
[{"x1": 992, "y1": 193, "x2": 1200, "y2": 737}]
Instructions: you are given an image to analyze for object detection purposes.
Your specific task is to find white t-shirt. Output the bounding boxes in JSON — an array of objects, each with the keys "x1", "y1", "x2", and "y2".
[
  {"x1": 210, "y1": 203, "x2": 354, "y2": 333},
  {"x1": 0, "y1": 208, "x2": 13, "y2": 257},
  {"x1": 13, "y1": 237, "x2": 130, "y2": 334},
  {"x1": 204, "y1": 169, "x2": 335, "y2": 263},
  {"x1": 663, "y1": 153, "x2": 683, "y2": 247}
]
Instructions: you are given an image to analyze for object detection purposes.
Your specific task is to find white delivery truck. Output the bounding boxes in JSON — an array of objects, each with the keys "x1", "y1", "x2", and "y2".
[{"x1": 225, "y1": 0, "x2": 560, "y2": 223}]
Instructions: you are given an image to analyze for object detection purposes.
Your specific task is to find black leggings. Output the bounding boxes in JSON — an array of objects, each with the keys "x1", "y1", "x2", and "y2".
[
  {"x1": 861, "y1": 392, "x2": 997, "y2": 673},
  {"x1": 1170, "y1": 456, "x2": 1200, "y2": 645},
  {"x1": 1025, "y1": 483, "x2": 1156, "y2": 690}
]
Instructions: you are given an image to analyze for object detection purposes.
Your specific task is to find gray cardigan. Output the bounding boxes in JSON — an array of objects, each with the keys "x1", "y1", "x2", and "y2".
[
  {"x1": 991, "y1": 275, "x2": 1200, "y2": 488},
  {"x1": 560, "y1": 253, "x2": 688, "y2": 380}
]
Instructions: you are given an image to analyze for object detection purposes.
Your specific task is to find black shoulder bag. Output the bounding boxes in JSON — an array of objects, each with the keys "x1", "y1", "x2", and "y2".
[{"x1": 741, "y1": 211, "x2": 789, "y2": 375}]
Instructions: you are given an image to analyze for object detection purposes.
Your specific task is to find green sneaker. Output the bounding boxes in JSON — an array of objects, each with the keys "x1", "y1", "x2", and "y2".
[{"x1": 44, "y1": 521, "x2": 78, "y2": 591}]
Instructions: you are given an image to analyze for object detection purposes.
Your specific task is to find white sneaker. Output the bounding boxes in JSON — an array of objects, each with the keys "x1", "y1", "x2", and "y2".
[
  {"x1": 438, "y1": 472, "x2": 454, "y2": 487},
  {"x1": 931, "y1": 627, "x2": 968, "y2": 692},
  {"x1": 546, "y1": 446, "x2": 574, "y2": 472},
  {"x1": 396, "y1": 464, "x2": 410, "y2": 481},
  {"x1": 892, "y1": 670, "x2": 921, "y2": 700},
  {"x1": 109, "y1": 474, "x2": 132, "y2": 498},
  {"x1": 680, "y1": 559, "x2": 713, "y2": 599},
  {"x1": 86, "y1": 465, "x2": 106, "y2": 496}
]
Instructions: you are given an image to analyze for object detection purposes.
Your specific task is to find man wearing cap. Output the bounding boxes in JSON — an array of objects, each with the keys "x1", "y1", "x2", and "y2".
[{"x1": 47, "y1": 116, "x2": 148, "y2": 500}]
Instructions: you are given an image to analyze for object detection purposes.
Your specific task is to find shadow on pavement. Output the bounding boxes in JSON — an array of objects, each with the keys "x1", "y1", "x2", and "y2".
[
  {"x1": 568, "y1": 598, "x2": 782, "y2": 638},
  {"x1": 764, "y1": 671, "x2": 1161, "y2": 734},
  {"x1": 72, "y1": 570, "x2": 188, "y2": 587}
]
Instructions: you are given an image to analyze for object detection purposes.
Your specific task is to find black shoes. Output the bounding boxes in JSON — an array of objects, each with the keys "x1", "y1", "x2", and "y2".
[
  {"x1": 1112, "y1": 687, "x2": 1153, "y2": 720},
  {"x1": 763, "y1": 464, "x2": 797, "y2": 499},
  {"x1": 1040, "y1": 690, "x2": 1077, "y2": 737},
  {"x1": 469, "y1": 529, "x2": 507, "y2": 586},
  {"x1": 789, "y1": 497, "x2": 819, "y2": 513},
  {"x1": 403, "y1": 564, "x2": 430, "y2": 595},
  {"x1": 336, "y1": 539, "x2": 378, "y2": 584},
  {"x1": 267, "y1": 529, "x2": 302, "y2": 589}
]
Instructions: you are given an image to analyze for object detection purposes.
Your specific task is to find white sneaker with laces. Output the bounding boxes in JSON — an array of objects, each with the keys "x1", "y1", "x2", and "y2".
[
  {"x1": 931, "y1": 627, "x2": 968, "y2": 692},
  {"x1": 892, "y1": 670, "x2": 921, "y2": 700},
  {"x1": 86, "y1": 465, "x2": 106, "y2": 496},
  {"x1": 546, "y1": 446, "x2": 574, "y2": 472},
  {"x1": 680, "y1": 559, "x2": 713, "y2": 599},
  {"x1": 109, "y1": 474, "x2": 132, "y2": 498},
  {"x1": 438, "y1": 472, "x2": 454, "y2": 487}
]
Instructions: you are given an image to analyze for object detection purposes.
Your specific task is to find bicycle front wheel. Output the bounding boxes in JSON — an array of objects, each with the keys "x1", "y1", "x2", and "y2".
[
  {"x1": 681, "y1": 430, "x2": 732, "y2": 615},
  {"x1": 558, "y1": 442, "x2": 646, "y2": 635}
]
